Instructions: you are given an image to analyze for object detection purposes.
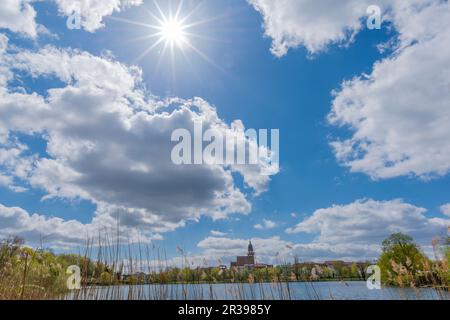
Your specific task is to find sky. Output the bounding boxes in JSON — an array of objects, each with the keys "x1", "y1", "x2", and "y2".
[{"x1": 0, "y1": 0, "x2": 449, "y2": 266}]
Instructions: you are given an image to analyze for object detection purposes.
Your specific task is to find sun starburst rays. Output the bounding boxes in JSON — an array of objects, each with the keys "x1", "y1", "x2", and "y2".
[
  {"x1": 110, "y1": 0, "x2": 228, "y2": 80},
  {"x1": 128, "y1": 0, "x2": 198, "y2": 64},
  {"x1": 157, "y1": 18, "x2": 188, "y2": 47}
]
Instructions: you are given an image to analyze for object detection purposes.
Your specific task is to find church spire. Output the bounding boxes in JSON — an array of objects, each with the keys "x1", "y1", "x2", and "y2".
[{"x1": 248, "y1": 240, "x2": 254, "y2": 257}]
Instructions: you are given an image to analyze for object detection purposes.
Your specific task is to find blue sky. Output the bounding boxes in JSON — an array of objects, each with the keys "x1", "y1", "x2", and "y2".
[{"x1": 0, "y1": 0, "x2": 449, "y2": 264}]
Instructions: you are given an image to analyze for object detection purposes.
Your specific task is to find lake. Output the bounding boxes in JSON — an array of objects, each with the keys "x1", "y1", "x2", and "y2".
[{"x1": 66, "y1": 281, "x2": 449, "y2": 300}]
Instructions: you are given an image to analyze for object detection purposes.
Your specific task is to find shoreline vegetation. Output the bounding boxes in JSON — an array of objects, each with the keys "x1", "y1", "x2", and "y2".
[{"x1": 0, "y1": 233, "x2": 448, "y2": 300}]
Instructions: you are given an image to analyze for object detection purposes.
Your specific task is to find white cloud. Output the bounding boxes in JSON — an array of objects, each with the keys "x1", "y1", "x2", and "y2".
[
  {"x1": 133, "y1": 239, "x2": 380, "y2": 268},
  {"x1": 141, "y1": 198, "x2": 449, "y2": 264},
  {"x1": 0, "y1": 173, "x2": 11, "y2": 187},
  {"x1": 329, "y1": 1, "x2": 450, "y2": 179},
  {"x1": 0, "y1": 0, "x2": 143, "y2": 37},
  {"x1": 282, "y1": 199, "x2": 449, "y2": 260},
  {"x1": 0, "y1": 140, "x2": 34, "y2": 192},
  {"x1": 0, "y1": 203, "x2": 161, "y2": 247},
  {"x1": 254, "y1": 218, "x2": 277, "y2": 230},
  {"x1": 55, "y1": 0, "x2": 143, "y2": 32},
  {"x1": 198, "y1": 236, "x2": 292, "y2": 263},
  {"x1": 0, "y1": 203, "x2": 90, "y2": 246},
  {"x1": 441, "y1": 204, "x2": 450, "y2": 217},
  {"x1": 248, "y1": 0, "x2": 384, "y2": 56},
  {"x1": 196, "y1": 235, "x2": 380, "y2": 263},
  {"x1": 210, "y1": 230, "x2": 227, "y2": 236},
  {"x1": 292, "y1": 243, "x2": 381, "y2": 262},
  {"x1": 287, "y1": 199, "x2": 448, "y2": 246},
  {"x1": 0, "y1": 0, "x2": 38, "y2": 38},
  {"x1": 250, "y1": 1, "x2": 450, "y2": 180},
  {"x1": 0, "y1": 39, "x2": 274, "y2": 243}
]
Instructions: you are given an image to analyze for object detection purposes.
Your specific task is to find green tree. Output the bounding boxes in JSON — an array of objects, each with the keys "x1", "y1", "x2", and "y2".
[
  {"x1": 382, "y1": 233, "x2": 414, "y2": 251},
  {"x1": 378, "y1": 233, "x2": 429, "y2": 286}
]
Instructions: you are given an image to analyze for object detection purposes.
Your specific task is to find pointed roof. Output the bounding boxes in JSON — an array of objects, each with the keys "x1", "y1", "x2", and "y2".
[{"x1": 248, "y1": 240, "x2": 254, "y2": 253}]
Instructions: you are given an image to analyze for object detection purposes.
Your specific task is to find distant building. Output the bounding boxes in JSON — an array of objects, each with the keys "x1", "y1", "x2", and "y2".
[
  {"x1": 230, "y1": 241, "x2": 255, "y2": 269},
  {"x1": 230, "y1": 241, "x2": 272, "y2": 270}
]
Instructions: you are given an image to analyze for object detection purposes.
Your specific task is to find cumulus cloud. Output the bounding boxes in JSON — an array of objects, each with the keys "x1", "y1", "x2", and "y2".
[
  {"x1": 123, "y1": 237, "x2": 381, "y2": 268},
  {"x1": 441, "y1": 204, "x2": 450, "y2": 217},
  {"x1": 254, "y1": 218, "x2": 277, "y2": 230},
  {"x1": 250, "y1": 0, "x2": 450, "y2": 180},
  {"x1": 0, "y1": 0, "x2": 143, "y2": 37},
  {"x1": 292, "y1": 243, "x2": 381, "y2": 262},
  {"x1": 329, "y1": 1, "x2": 450, "y2": 179},
  {"x1": 0, "y1": 203, "x2": 90, "y2": 246},
  {"x1": 126, "y1": 198, "x2": 449, "y2": 264},
  {"x1": 196, "y1": 235, "x2": 380, "y2": 263},
  {"x1": 198, "y1": 236, "x2": 292, "y2": 263},
  {"x1": 210, "y1": 230, "x2": 227, "y2": 236},
  {"x1": 0, "y1": 173, "x2": 11, "y2": 187},
  {"x1": 0, "y1": 142, "x2": 34, "y2": 192},
  {"x1": 248, "y1": 0, "x2": 385, "y2": 56},
  {"x1": 286, "y1": 199, "x2": 448, "y2": 257},
  {"x1": 55, "y1": 0, "x2": 143, "y2": 32},
  {"x1": 0, "y1": 203, "x2": 161, "y2": 248},
  {"x1": 196, "y1": 199, "x2": 447, "y2": 262},
  {"x1": 0, "y1": 36, "x2": 274, "y2": 244},
  {"x1": 0, "y1": 0, "x2": 38, "y2": 38}
]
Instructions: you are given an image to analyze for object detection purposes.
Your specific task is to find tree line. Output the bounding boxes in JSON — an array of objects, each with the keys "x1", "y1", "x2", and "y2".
[{"x1": 0, "y1": 232, "x2": 448, "y2": 299}]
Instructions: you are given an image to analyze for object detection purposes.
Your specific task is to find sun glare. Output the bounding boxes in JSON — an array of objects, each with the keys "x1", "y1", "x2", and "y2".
[
  {"x1": 112, "y1": 0, "x2": 223, "y2": 72},
  {"x1": 159, "y1": 18, "x2": 187, "y2": 46}
]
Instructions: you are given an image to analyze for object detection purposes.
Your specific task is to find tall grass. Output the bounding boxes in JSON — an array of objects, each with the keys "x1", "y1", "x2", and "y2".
[
  {"x1": 0, "y1": 235, "x2": 448, "y2": 300},
  {"x1": 0, "y1": 237, "x2": 68, "y2": 299}
]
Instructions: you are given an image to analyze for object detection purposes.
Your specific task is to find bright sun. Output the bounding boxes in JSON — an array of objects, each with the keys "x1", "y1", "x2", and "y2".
[
  {"x1": 158, "y1": 18, "x2": 187, "y2": 47},
  {"x1": 112, "y1": 0, "x2": 219, "y2": 68}
]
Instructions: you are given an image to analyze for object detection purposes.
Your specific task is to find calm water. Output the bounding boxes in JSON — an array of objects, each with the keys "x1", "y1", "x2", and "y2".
[{"x1": 67, "y1": 281, "x2": 448, "y2": 300}]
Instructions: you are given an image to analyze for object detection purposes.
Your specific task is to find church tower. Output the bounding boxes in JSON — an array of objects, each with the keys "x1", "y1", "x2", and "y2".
[{"x1": 247, "y1": 241, "x2": 255, "y2": 257}]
